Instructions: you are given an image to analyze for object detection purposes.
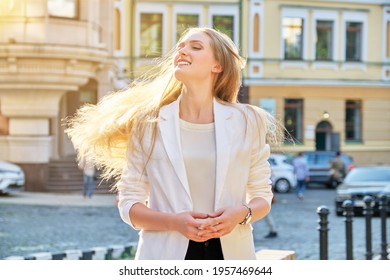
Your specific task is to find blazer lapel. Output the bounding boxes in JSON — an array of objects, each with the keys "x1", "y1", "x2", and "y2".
[
  {"x1": 213, "y1": 99, "x2": 234, "y2": 208},
  {"x1": 158, "y1": 98, "x2": 192, "y2": 201}
]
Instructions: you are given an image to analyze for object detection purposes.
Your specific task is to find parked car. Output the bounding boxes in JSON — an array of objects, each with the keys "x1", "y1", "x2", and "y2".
[
  {"x1": 269, "y1": 154, "x2": 297, "y2": 193},
  {"x1": 335, "y1": 166, "x2": 390, "y2": 216},
  {"x1": 0, "y1": 161, "x2": 25, "y2": 194},
  {"x1": 302, "y1": 151, "x2": 354, "y2": 188}
]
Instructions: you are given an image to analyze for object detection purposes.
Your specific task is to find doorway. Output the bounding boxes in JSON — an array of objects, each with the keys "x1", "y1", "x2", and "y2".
[{"x1": 315, "y1": 121, "x2": 333, "y2": 151}]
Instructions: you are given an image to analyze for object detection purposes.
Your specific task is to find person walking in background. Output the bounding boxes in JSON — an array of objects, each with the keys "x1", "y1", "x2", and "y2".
[
  {"x1": 330, "y1": 151, "x2": 346, "y2": 187},
  {"x1": 66, "y1": 27, "x2": 284, "y2": 260},
  {"x1": 78, "y1": 155, "x2": 95, "y2": 199},
  {"x1": 293, "y1": 152, "x2": 309, "y2": 200},
  {"x1": 264, "y1": 190, "x2": 278, "y2": 238}
]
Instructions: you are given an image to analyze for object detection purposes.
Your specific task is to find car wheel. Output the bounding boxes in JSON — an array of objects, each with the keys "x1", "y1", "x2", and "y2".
[{"x1": 274, "y1": 178, "x2": 291, "y2": 193}]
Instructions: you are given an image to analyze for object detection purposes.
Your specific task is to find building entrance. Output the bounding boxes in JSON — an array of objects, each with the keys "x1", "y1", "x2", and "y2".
[{"x1": 315, "y1": 120, "x2": 339, "y2": 151}]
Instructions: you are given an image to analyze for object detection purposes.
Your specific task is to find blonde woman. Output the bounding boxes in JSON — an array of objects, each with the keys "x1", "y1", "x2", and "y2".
[{"x1": 66, "y1": 27, "x2": 282, "y2": 260}]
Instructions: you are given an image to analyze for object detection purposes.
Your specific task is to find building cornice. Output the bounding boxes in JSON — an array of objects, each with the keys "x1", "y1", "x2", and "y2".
[
  {"x1": 0, "y1": 43, "x2": 110, "y2": 63},
  {"x1": 243, "y1": 78, "x2": 390, "y2": 88}
]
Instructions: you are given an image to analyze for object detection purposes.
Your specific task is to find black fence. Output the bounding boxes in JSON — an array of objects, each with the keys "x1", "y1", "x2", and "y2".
[{"x1": 317, "y1": 195, "x2": 388, "y2": 260}]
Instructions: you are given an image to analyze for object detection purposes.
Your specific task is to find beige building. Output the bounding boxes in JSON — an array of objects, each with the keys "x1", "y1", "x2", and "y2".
[
  {"x1": 119, "y1": 0, "x2": 390, "y2": 165},
  {"x1": 242, "y1": 0, "x2": 390, "y2": 165},
  {"x1": 0, "y1": 0, "x2": 116, "y2": 191}
]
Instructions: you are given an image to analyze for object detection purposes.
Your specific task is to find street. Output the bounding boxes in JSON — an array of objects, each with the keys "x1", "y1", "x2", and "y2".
[{"x1": 0, "y1": 186, "x2": 388, "y2": 260}]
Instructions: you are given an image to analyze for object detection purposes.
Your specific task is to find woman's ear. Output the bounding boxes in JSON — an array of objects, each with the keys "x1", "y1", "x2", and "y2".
[{"x1": 212, "y1": 64, "x2": 223, "y2": 73}]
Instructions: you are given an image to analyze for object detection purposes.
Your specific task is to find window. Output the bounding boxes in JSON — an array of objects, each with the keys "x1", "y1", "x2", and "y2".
[
  {"x1": 345, "y1": 100, "x2": 362, "y2": 141},
  {"x1": 385, "y1": 8, "x2": 390, "y2": 60},
  {"x1": 176, "y1": 14, "x2": 199, "y2": 42},
  {"x1": 387, "y1": 20, "x2": 390, "y2": 58},
  {"x1": 140, "y1": 13, "x2": 163, "y2": 57},
  {"x1": 284, "y1": 99, "x2": 303, "y2": 143},
  {"x1": 345, "y1": 22, "x2": 363, "y2": 62},
  {"x1": 316, "y1": 20, "x2": 333, "y2": 61},
  {"x1": 212, "y1": 15, "x2": 234, "y2": 41},
  {"x1": 48, "y1": 0, "x2": 78, "y2": 18},
  {"x1": 283, "y1": 18, "x2": 304, "y2": 60}
]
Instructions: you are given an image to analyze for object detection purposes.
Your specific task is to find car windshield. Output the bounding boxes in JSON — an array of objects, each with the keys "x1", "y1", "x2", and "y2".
[{"x1": 344, "y1": 168, "x2": 390, "y2": 183}]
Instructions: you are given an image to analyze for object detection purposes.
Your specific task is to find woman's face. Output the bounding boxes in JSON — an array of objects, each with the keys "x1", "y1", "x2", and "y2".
[{"x1": 173, "y1": 31, "x2": 222, "y2": 84}]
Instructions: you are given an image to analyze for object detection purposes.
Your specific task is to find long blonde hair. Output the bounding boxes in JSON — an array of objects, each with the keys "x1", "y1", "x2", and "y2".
[{"x1": 65, "y1": 27, "x2": 281, "y2": 187}]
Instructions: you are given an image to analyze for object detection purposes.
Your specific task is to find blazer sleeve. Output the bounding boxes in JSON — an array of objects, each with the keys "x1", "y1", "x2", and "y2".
[
  {"x1": 245, "y1": 107, "x2": 273, "y2": 206},
  {"x1": 116, "y1": 134, "x2": 150, "y2": 229}
]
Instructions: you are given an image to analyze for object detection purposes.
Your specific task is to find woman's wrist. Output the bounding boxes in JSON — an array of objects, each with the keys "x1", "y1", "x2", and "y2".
[{"x1": 238, "y1": 205, "x2": 250, "y2": 224}]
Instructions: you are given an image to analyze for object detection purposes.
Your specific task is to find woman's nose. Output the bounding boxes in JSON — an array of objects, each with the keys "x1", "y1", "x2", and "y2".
[{"x1": 178, "y1": 46, "x2": 188, "y2": 56}]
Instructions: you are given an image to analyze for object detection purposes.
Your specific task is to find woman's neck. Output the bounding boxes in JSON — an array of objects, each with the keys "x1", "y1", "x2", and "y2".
[{"x1": 179, "y1": 88, "x2": 214, "y2": 124}]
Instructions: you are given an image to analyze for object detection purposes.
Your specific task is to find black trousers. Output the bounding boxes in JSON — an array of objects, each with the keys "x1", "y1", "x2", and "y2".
[{"x1": 185, "y1": 238, "x2": 224, "y2": 260}]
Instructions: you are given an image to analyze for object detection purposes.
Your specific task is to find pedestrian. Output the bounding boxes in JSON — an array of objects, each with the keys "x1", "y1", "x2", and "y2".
[
  {"x1": 292, "y1": 152, "x2": 310, "y2": 200},
  {"x1": 78, "y1": 155, "x2": 95, "y2": 199},
  {"x1": 264, "y1": 191, "x2": 278, "y2": 238},
  {"x1": 66, "y1": 27, "x2": 283, "y2": 260},
  {"x1": 330, "y1": 151, "x2": 346, "y2": 187}
]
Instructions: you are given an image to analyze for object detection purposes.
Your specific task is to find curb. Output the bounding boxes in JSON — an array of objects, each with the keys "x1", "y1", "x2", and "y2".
[{"x1": 3, "y1": 242, "x2": 138, "y2": 260}]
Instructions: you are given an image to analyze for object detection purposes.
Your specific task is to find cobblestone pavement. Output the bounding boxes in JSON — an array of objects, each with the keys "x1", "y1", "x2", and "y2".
[{"x1": 0, "y1": 187, "x2": 388, "y2": 260}]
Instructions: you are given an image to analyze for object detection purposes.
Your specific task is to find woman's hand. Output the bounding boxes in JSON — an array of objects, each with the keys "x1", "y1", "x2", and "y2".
[
  {"x1": 197, "y1": 206, "x2": 248, "y2": 239},
  {"x1": 173, "y1": 212, "x2": 217, "y2": 242}
]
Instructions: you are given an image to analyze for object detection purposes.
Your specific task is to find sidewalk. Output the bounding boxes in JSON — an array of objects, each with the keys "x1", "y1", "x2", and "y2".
[{"x1": 0, "y1": 191, "x2": 117, "y2": 207}]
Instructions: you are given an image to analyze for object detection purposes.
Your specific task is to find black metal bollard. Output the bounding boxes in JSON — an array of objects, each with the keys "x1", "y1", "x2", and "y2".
[
  {"x1": 317, "y1": 205, "x2": 329, "y2": 260},
  {"x1": 342, "y1": 200, "x2": 354, "y2": 260},
  {"x1": 363, "y1": 196, "x2": 374, "y2": 260},
  {"x1": 379, "y1": 195, "x2": 388, "y2": 260}
]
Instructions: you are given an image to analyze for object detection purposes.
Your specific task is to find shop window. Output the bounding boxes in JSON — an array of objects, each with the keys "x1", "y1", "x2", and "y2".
[
  {"x1": 345, "y1": 100, "x2": 362, "y2": 141},
  {"x1": 284, "y1": 99, "x2": 304, "y2": 143}
]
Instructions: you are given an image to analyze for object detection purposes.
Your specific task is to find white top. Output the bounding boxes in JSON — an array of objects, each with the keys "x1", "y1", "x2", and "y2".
[{"x1": 179, "y1": 118, "x2": 216, "y2": 213}]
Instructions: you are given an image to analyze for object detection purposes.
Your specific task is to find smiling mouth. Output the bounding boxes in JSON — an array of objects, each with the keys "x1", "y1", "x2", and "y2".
[{"x1": 177, "y1": 61, "x2": 191, "y2": 66}]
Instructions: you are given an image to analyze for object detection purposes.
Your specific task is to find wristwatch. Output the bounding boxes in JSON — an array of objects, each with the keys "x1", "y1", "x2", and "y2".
[{"x1": 239, "y1": 205, "x2": 252, "y2": 225}]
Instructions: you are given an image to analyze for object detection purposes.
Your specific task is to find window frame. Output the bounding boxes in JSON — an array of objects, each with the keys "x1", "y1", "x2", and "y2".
[
  {"x1": 208, "y1": 5, "x2": 239, "y2": 45},
  {"x1": 280, "y1": 8, "x2": 309, "y2": 69},
  {"x1": 383, "y1": 7, "x2": 390, "y2": 62},
  {"x1": 345, "y1": 100, "x2": 363, "y2": 142},
  {"x1": 135, "y1": 3, "x2": 167, "y2": 58},
  {"x1": 284, "y1": 98, "x2": 304, "y2": 144},
  {"x1": 341, "y1": 11, "x2": 367, "y2": 70},
  {"x1": 382, "y1": 7, "x2": 390, "y2": 80},
  {"x1": 311, "y1": 10, "x2": 338, "y2": 70},
  {"x1": 172, "y1": 5, "x2": 203, "y2": 47}
]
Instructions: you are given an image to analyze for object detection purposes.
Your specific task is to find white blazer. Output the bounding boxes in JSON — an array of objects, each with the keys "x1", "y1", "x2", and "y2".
[{"x1": 117, "y1": 97, "x2": 273, "y2": 260}]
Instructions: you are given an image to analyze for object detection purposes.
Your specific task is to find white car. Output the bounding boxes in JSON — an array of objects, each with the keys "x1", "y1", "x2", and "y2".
[
  {"x1": 0, "y1": 161, "x2": 25, "y2": 194},
  {"x1": 269, "y1": 154, "x2": 297, "y2": 193}
]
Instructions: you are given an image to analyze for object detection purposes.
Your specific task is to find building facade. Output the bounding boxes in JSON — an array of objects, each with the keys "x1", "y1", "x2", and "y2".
[
  {"x1": 0, "y1": 0, "x2": 116, "y2": 191},
  {"x1": 243, "y1": 0, "x2": 390, "y2": 165},
  {"x1": 118, "y1": 0, "x2": 390, "y2": 165}
]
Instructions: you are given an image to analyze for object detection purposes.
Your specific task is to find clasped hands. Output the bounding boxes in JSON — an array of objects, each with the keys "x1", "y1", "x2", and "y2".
[{"x1": 177, "y1": 206, "x2": 245, "y2": 242}]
